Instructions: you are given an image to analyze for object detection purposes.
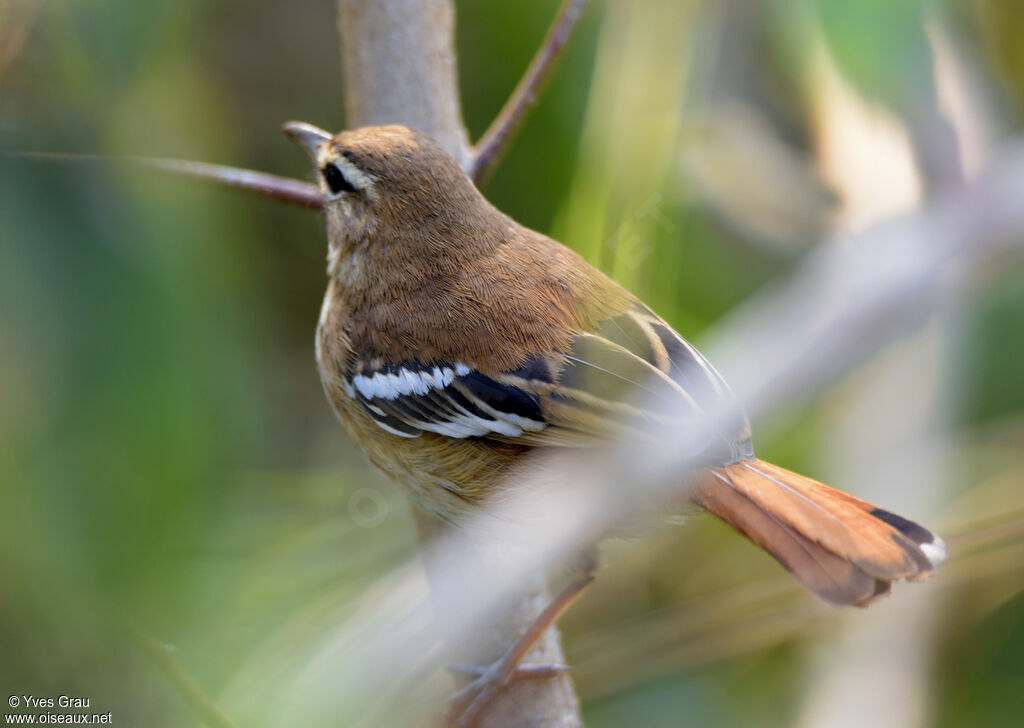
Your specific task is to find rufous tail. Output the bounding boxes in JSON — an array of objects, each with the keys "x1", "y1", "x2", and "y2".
[{"x1": 693, "y1": 458, "x2": 946, "y2": 607}]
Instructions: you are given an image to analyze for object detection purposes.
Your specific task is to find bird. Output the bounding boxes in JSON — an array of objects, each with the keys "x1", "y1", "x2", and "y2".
[{"x1": 283, "y1": 121, "x2": 946, "y2": 725}]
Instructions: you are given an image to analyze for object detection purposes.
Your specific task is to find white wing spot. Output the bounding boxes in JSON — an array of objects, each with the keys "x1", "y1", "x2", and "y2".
[
  {"x1": 350, "y1": 364, "x2": 464, "y2": 402},
  {"x1": 346, "y1": 361, "x2": 547, "y2": 440}
]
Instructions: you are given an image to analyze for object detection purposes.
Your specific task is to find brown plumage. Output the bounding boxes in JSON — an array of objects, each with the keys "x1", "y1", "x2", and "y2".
[
  {"x1": 286, "y1": 121, "x2": 945, "y2": 608},
  {"x1": 697, "y1": 460, "x2": 939, "y2": 606}
]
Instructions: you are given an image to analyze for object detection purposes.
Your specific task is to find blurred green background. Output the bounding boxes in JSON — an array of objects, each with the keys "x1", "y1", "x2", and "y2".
[{"x1": 2, "y1": 0, "x2": 1024, "y2": 726}]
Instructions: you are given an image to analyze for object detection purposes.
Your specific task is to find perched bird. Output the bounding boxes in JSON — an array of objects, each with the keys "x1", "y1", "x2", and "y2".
[{"x1": 284, "y1": 121, "x2": 945, "y2": 724}]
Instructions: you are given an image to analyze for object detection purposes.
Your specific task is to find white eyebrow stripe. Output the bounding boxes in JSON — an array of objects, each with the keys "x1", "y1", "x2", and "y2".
[
  {"x1": 317, "y1": 150, "x2": 379, "y2": 201},
  {"x1": 335, "y1": 156, "x2": 377, "y2": 196}
]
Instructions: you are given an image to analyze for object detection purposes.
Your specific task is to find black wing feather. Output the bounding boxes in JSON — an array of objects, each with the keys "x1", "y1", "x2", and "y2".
[{"x1": 344, "y1": 304, "x2": 753, "y2": 464}]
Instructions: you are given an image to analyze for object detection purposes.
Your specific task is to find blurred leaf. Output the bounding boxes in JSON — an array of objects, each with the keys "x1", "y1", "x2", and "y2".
[{"x1": 811, "y1": 0, "x2": 935, "y2": 106}]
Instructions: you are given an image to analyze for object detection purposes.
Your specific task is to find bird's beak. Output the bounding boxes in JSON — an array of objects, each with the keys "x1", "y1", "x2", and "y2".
[{"x1": 283, "y1": 121, "x2": 333, "y2": 162}]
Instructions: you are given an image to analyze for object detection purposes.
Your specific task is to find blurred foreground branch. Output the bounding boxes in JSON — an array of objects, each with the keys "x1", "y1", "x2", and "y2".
[
  {"x1": 703, "y1": 150, "x2": 1024, "y2": 417},
  {"x1": 263, "y1": 139, "x2": 1024, "y2": 726},
  {"x1": 74, "y1": 4, "x2": 1024, "y2": 724},
  {"x1": 573, "y1": 498, "x2": 1024, "y2": 700}
]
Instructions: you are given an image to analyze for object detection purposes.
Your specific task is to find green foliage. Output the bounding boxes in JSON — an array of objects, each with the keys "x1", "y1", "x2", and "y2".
[
  {"x1": 811, "y1": 0, "x2": 935, "y2": 105},
  {"x1": 2, "y1": 1, "x2": 1024, "y2": 726}
]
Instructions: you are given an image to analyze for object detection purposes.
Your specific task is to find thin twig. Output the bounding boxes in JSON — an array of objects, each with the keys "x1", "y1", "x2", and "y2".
[
  {"x1": 469, "y1": 0, "x2": 589, "y2": 184},
  {"x1": 15, "y1": 152, "x2": 323, "y2": 210},
  {"x1": 127, "y1": 628, "x2": 239, "y2": 728}
]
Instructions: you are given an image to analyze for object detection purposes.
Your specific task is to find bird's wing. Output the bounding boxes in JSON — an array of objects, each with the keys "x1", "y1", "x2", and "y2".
[{"x1": 344, "y1": 304, "x2": 752, "y2": 464}]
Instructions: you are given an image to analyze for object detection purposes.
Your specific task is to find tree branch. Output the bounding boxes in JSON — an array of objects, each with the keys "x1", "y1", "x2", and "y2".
[
  {"x1": 15, "y1": 152, "x2": 323, "y2": 210},
  {"x1": 469, "y1": 0, "x2": 589, "y2": 184},
  {"x1": 141, "y1": 158, "x2": 322, "y2": 209},
  {"x1": 283, "y1": 140, "x2": 1024, "y2": 728},
  {"x1": 337, "y1": 2, "x2": 583, "y2": 726},
  {"x1": 338, "y1": 0, "x2": 472, "y2": 168}
]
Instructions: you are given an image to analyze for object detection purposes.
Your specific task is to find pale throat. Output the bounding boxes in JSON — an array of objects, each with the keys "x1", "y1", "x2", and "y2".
[
  {"x1": 329, "y1": 244, "x2": 366, "y2": 290},
  {"x1": 325, "y1": 203, "x2": 368, "y2": 281}
]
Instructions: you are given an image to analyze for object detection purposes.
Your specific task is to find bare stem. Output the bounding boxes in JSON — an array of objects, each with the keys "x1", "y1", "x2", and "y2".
[
  {"x1": 337, "y1": 2, "x2": 583, "y2": 725},
  {"x1": 16, "y1": 152, "x2": 323, "y2": 210},
  {"x1": 469, "y1": 0, "x2": 589, "y2": 184},
  {"x1": 338, "y1": 0, "x2": 472, "y2": 168}
]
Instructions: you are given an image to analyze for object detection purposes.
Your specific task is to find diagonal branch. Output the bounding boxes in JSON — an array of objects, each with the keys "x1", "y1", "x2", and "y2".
[
  {"x1": 267, "y1": 140, "x2": 1024, "y2": 728},
  {"x1": 469, "y1": 0, "x2": 589, "y2": 184},
  {"x1": 12, "y1": 0, "x2": 591, "y2": 211},
  {"x1": 141, "y1": 158, "x2": 322, "y2": 209},
  {"x1": 15, "y1": 152, "x2": 323, "y2": 210}
]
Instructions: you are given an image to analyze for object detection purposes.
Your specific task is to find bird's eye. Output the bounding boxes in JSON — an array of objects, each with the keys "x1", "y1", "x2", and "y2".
[{"x1": 323, "y1": 163, "x2": 356, "y2": 195}]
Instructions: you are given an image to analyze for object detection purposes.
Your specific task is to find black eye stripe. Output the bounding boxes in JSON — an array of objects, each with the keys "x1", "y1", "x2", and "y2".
[{"x1": 323, "y1": 163, "x2": 357, "y2": 195}]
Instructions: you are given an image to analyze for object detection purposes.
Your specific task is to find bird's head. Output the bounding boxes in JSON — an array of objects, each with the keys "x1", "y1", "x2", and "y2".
[{"x1": 283, "y1": 122, "x2": 491, "y2": 276}]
